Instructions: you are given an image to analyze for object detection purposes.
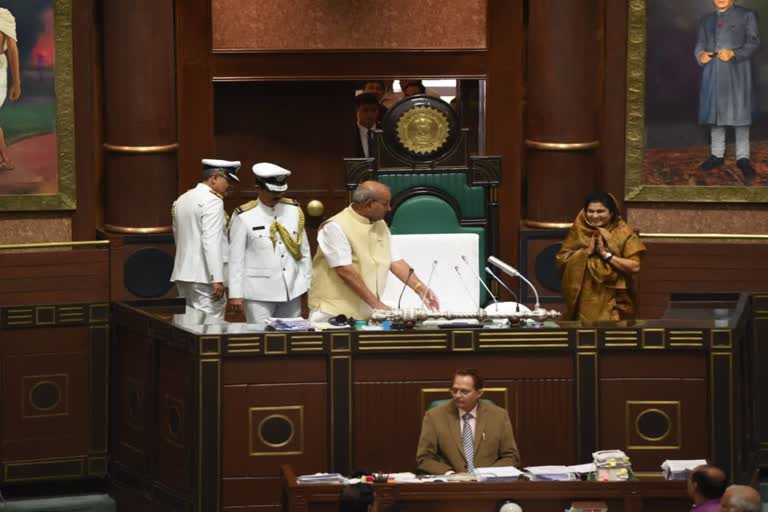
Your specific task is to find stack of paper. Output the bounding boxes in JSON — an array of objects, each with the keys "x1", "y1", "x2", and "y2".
[
  {"x1": 568, "y1": 501, "x2": 608, "y2": 512},
  {"x1": 567, "y1": 463, "x2": 596, "y2": 475},
  {"x1": 524, "y1": 465, "x2": 578, "y2": 481},
  {"x1": 265, "y1": 317, "x2": 313, "y2": 331},
  {"x1": 296, "y1": 472, "x2": 346, "y2": 484},
  {"x1": 474, "y1": 466, "x2": 523, "y2": 482},
  {"x1": 661, "y1": 459, "x2": 707, "y2": 480}
]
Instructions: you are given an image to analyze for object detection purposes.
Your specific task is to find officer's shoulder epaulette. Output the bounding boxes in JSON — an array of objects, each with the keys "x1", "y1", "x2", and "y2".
[
  {"x1": 209, "y1": 189, "x2": 223, "y2": 200},
  {"x1": 234, "y1": 200, "x2": 259, "y2": 216},
  {"x1": 279, "y1": 197, "x2": 300, "y2": 207}
]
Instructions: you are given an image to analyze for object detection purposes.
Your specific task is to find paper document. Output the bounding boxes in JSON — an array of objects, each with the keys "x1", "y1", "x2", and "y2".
[{"x1": 474, "y1": 466, "x2": 523, "y2": 481}]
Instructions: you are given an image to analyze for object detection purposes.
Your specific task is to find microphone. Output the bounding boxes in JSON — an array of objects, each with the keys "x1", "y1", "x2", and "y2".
[
  {"x1": 397, "y1": 267, "x2": 415, "y2": 309},
  {"x1": 460, "y1": 255, "x2": 498, "y2": 310},
  {"x1": 419, "y1": 260, "x2": 438, "y2": 310},
  {"x1": 453, "y1": 265, "x2": 480, "y2": 310},
  {"x1": 487, "y1": 256, "x2": 541, "y2": 310},
  {"x1": 484, "y1": 266, "x2": 519, "y2": 302}
]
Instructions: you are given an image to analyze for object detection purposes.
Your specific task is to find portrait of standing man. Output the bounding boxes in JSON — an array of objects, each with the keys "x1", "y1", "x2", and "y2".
[{"x1": 696, "y1": 0, "x2": 760, "y2": 180}]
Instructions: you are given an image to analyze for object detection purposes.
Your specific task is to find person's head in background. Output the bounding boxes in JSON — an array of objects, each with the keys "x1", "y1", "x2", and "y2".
[
  {"x1": 687, "y1": 465, "x2": 727, "y2": 505},
  {"x1": 362, "y1": 80, "x2": 386, "y2": 101},
  {"x1": 403, "y1": 81, "x2": 426, "y2": 97},
  {"x1": 355, "y1": 92, "x2": 381, "y2": 129},
  {"x1": 720, "y1": 485, "x2": 761, "y2": 512}
]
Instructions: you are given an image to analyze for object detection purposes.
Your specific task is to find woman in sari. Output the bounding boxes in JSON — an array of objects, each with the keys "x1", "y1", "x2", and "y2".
[{"x1": 556, "y1": 192, "x2": 646, "y2": 322}]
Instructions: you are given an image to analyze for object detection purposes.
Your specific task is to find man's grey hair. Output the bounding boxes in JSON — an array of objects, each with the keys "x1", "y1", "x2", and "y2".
[
  {"x1": 202, "y1": 168, "x2": 225, "y2": 180},
  {"x1": 727, "y1": 485, "x2": 761, "y2": 512},
  {"x1": 351, "y1": 186, "x2": 375, "y2": 204}
]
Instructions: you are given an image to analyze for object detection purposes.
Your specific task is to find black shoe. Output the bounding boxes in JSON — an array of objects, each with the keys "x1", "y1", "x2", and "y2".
[
  {"x1": 737, "y1": 158, "x2": 756, "y2": 180},
  {"x1": 699, "y1": 155, "x2": 725, "y2": 170}
]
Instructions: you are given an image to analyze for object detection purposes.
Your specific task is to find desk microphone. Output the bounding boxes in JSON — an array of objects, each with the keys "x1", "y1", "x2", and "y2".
[
  {"x1": 454, "y1": 265, "x2": 480, "y2": 310},
  {"x1": 419, "y1": 260, "x2": 438, "y2": 310},
  {"x1": 484, "y1": 266, "x2": 519, "y2": 302},
  {"x1": 461, "y1": 255, "x2": 498, "y2": 310},
  {"x1": 485, "y1": 266, "x2": 520, "y2": 312},
  {"x1": 397, "y1": 267, "x2": 415, "y2": 309},
  {"x1": 487, "y1": 256, "x2": 541, "y2": 310}
]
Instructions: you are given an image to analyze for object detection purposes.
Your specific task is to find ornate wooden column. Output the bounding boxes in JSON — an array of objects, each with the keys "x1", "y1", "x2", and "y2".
[
  {"x1": 101, "y1": 0, "x2": 177, "y2": 233},
  {"x1": 524, "y1": 0, "x2": 602, "y2": 227}
]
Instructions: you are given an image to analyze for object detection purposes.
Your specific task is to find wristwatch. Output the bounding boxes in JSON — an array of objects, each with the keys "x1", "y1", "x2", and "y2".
[{"x1": 602, "y1": 252, "x2": 614, "y2": 262}]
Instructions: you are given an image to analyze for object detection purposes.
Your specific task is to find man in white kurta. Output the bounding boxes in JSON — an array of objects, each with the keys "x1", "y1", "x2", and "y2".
[
  {"x1": 228, "y1": 163, "x2": 311, "y2": 323},
  {"x1": 170, "y1": 159, "x2": 240, "y2": 319}
]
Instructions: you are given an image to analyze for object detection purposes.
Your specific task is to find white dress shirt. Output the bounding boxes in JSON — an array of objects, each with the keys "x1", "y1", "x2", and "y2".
[{"x1": 459, "y1": 404, "x2": 478, "y2": 438}]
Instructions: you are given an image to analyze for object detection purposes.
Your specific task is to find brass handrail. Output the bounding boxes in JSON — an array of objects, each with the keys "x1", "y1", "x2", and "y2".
[{"x1": 0, "y1": 240, "x2": 111, "y2": 251}]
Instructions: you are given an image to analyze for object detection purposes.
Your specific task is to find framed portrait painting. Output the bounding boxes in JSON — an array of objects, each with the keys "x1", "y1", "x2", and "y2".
[
  {"x1": 625, "y1": 0, "x2": 768, "y2": 202},
  {"x1": 0, "y1": 0, "x2": 74, "y2": 211}
]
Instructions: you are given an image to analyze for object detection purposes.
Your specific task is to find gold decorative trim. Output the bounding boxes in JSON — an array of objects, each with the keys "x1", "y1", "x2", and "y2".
[
  {"x1": 199, "y1": 336, "x2": 221, "y2": 356},
  {"x1": 634, "y1": 408, "x2": 672, "y2": 442},
  {"x1": 524, "y1": 140, "x2": 600, "y2": 151},
  {"x1": 35, "y1": 306, "x2": 56, "y2": 326},
  {"x1": 523, "y1": 219, "x2": 573, "y2": 229},
  {"x1": 711, "y1": 329, "x2": 733, "y2": 349},
  {"x1": 626, "y1": 400, "x2": 681, "y2": 450},
  {"x1": 329, "y1": 356, "x2": 352, "y2": 468},
  {"x1": 451, "y1": 331, "x2": 475, "y2": 352},
  {"x1": 577, "y1": 329, "x2": 598, "y2": 349},
  {"x1": 576, "y1": 352, "x2": 599, "y2": 455},
  {"x1": 103, "y1": 142, "x2": 179, "y2": 154},
  {"x1": 28, "y1": 380, "x2": 64, "y2": 413},
  {"x1": 256, "y1": 413, "x2": 296, "y2": 449},
  {"x1": 641, "y1": 328, "x2": 666, "y2": 350},
  {"x1": 330, "y1": 333, "x2": 351, "y2": 353},
  {"x1": 103, "y1": 224, "x2": 172, "y2": 234},
  {"x1": 0, "y1": 240, "x2": 110, "y2": 251},
  {"x1": 265, "y1": 334, "x2": 288, "y2": 355},
  {"x1": 3, "y1": 457, "x2": 85, "y2": 482}
]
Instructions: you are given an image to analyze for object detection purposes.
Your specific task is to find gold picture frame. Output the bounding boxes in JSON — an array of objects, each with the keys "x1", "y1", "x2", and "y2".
[
  {"x1": 624, "y1": 0, "x2": 768, "y2": 202},
  {"x1": 0, "y1": 0, "x2": 75, "y2": 211}
]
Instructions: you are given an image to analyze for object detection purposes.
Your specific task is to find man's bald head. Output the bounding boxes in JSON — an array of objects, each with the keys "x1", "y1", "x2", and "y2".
[
  {"x1": 351, "y1": 181, "x2": 391, "y2": 221},
  {"x1": 688, "y1": 464, "x2": 727, "y2": 503},
  {"x1": 721, "y1": 485, "x2": 761, "y2": 512}
]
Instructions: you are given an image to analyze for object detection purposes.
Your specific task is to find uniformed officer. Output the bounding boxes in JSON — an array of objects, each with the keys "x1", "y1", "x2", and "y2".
[
  {"x1": 228, "y1": 162, "x2": 312, "y2": 323},
  {"x1": 170, "y1": 159, "x2": 240, "y2": 319}
]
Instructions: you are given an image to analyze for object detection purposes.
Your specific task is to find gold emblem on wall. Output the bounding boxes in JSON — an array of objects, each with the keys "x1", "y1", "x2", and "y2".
[
  {"x1": 249, "y1": 405, "x2": 304, "y2": 456},
  {"x1": 626, "y1": 400, "x2": 681, "y2": 450},
  {"x1": 396, "y1": 106, "x2": 450, "y2": 155}
]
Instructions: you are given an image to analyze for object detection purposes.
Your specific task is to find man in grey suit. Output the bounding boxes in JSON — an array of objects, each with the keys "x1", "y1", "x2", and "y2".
[
  {"x1": 415, "y1": 369, "x2": 520, "y2": 474},
  {"x1": 695, "y1": 0, "x2": 760, "y2": 179}
]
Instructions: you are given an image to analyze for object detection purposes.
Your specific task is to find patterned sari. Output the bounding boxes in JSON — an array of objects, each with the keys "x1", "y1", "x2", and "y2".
[{"x1": 556, "y1": 209, "x2": 646, "y2": 322}]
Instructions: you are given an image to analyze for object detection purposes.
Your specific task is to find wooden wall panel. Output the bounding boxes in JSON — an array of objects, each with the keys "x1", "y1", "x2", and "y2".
[
  {"x1": 1, "y1": 327, "x2": 89, "y2": 460},
  {"x1": 212, "y1": 0, "x2": 487, "y2": 51},
  {"x1": 0, "y1": 249, "x2": 109, "y2": 306},
  {"x1": 637, "y1": 243, "x2": 768, "y2": 318}
]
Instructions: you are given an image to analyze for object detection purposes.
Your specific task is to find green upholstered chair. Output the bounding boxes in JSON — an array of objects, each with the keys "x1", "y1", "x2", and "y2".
[
  {"x1": 380, "y1": 172, "x2": 495, "y2": 304},
  {"x1": 1, "y1": 494, "x2": 115, "y2": 511},
  {"x1": 429, "y1": 398, "x2": 495, "y2": 410}
]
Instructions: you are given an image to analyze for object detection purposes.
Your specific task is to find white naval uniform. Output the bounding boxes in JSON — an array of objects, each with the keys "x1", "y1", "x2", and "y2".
[
  {"x1": 170, "y1": 182, "x2": 229, "y2": 318},
  {"x1": 228, "y1": 200, "x2": 312, "y2": 323}
]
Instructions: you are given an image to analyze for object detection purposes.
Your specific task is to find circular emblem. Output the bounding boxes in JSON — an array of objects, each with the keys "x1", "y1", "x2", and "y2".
[
  {"x1": 381, "y1": 95, "x2": 460, "y2": 163},
  {"x1": 396, "y1": 106, "x2": 450, "y2": 155}
]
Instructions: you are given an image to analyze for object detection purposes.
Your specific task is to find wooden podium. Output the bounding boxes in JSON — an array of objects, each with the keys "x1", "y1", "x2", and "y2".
[{"x1": 109, "y1": 295, "x2": 748, "y2": 511}]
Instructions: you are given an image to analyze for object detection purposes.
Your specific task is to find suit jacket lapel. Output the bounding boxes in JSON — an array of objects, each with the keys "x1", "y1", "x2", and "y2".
[
  {"x1": 447, "y1": 405, "x2": 465, "y2": 463},
  {"x1": 474, "y1": 402, "x2": 488, "y2": 453}
]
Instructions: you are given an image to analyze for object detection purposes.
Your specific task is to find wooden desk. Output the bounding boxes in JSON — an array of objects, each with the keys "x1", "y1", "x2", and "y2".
[
  {"x1": 109, "y1": 298, "x2": 747, "y2": 511},
  {"x1": 281, "y1": 465, "x2": 690, "y2": 512}
]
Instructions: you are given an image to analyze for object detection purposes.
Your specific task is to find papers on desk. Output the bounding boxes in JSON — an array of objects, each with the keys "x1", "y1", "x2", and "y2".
[
  {"x1": 661, "y1": 459, "x2": 707, "y2": 480},
  {"x1": 297, "y1": 472, "x2": 346, "y2": 484},
  {"x1": 524, "y1": 465, "x2": 579, "y2": 481},
  {"x1": 264, "y1": 317, "x2": 313, "y2": 331},
  {"x1": 474, "y1": 466, "x2": 523, "y2": 482}
]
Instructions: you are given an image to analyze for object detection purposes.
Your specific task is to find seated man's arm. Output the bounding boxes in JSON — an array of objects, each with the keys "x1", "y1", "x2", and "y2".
[
  {"x1": 491, "y1": 413, "x2": 521, "y2": 467},
  {"x1": 334, "y1": 265, "x2": 389, "y2": 311},
  {"x1": 415, "y1": 412, "x2": 453, "y2": 475}
]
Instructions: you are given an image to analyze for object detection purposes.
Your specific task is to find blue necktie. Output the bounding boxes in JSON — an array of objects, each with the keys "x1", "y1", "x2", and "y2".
[{"x1": 462, "y1": 413, "x2": 475, "y2": 472}]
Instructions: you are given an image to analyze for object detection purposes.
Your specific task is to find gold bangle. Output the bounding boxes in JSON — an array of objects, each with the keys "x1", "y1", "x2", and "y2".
[{"x1": 413, "y1": 282, "x2": 424, "y2": 291}]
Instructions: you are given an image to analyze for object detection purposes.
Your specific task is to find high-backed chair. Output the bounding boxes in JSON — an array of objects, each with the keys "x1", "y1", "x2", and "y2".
[{"x1": 344, "y1": 95, "x2": 501, "y2": 304}]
